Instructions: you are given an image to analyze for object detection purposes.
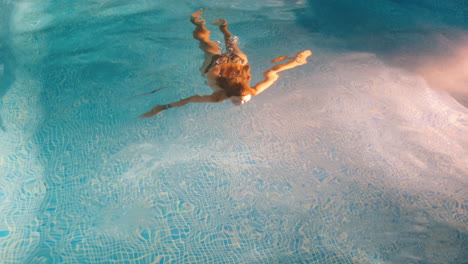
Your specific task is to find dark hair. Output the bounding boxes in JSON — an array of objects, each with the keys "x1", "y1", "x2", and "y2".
[{"x1": 215, "y1": 63, "x2": 253, "y2": 97}]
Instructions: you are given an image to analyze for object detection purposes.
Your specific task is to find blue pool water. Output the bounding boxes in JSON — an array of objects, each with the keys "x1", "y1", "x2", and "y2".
[{"x1": 0, "y1": 0, "x2": 467, "y2": 263}]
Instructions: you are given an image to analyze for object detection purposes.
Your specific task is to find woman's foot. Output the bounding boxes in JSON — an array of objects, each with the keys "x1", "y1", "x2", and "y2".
[
  {"x1": 190, "y1": 10, "x2": 206, "y2": 25},
  {"x1": 212, "y1": 18, "x2": 227, "y2": 26}
]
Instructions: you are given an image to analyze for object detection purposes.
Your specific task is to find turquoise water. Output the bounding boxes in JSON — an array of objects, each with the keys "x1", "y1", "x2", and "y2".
[{"x1": 0, "y1": 0, "x2": 467, "y2": 263}]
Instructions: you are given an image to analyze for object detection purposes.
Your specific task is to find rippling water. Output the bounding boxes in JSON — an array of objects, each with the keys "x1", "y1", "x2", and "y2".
[{"x1": 0, "y1": 0, "x2": 467, "y2": 263}]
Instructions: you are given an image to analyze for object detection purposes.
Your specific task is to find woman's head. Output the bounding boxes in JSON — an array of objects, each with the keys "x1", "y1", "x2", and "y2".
[{"x1": 215, "y1": 63, "x2": 254, "y2": 97}]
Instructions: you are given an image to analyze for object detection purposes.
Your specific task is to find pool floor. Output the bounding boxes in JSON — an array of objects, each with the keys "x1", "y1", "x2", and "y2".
[{"x1": 0, "y1": 0, "x2": 467, "y2": 263}]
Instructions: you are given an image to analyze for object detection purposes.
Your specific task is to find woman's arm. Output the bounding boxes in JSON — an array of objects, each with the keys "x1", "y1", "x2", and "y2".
[
  {"x1": 140, "y1": 91, "x2": 227, "y2": 118},
  {"x1": 252, "y1": 50, "x2": 312, "y2": 96}
]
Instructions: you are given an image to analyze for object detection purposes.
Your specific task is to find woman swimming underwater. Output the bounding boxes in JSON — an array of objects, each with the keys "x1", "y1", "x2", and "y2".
[{"x1": 141, "y1": 10, "x2": 312, "y2": 118}]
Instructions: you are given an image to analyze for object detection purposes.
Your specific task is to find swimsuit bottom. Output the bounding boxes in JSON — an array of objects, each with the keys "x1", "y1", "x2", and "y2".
[{"x1": 204, "y1": 53, "x2": 246, "y2": 74}]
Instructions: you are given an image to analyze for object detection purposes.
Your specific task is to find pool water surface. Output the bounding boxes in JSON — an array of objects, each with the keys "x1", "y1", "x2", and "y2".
[{"x1": 0, "y1": 0, "x2": 467, "y2": 263}]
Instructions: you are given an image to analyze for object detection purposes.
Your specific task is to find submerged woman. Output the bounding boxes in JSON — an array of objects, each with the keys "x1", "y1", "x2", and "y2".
[{"x1": 141, "y1": 10, "x2": 312, "y2": 118}]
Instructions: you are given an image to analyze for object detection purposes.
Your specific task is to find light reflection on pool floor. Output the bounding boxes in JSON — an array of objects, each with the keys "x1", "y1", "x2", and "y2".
[{"x1": 0, "y1": 0, "x2": 467, "y2": 263}]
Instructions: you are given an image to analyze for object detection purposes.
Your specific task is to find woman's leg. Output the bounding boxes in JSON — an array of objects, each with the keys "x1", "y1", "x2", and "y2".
[
  {"x1": 212, "y1": 18, "x2": 248, "y2": 64},
  {"x1": 191, "y1": 11, "x2": 221, "y2": 74}
]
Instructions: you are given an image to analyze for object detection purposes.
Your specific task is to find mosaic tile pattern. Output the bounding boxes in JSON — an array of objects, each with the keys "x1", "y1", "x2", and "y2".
[{"x1": 0, "y1": 0, "x2": 467, "y2": 263}]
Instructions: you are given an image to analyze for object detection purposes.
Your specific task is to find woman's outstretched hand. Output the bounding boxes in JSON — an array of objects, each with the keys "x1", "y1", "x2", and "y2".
[{"x1": 140, "y1": 105, "x2": 166, "y2": 118}]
